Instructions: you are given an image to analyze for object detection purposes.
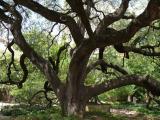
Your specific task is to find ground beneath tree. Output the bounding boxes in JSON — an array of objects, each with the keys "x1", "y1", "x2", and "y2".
[
  {"x1": 0, "y1": 102, "x2": 160, "y2": 120},
  {"x1": 110, "y1": 108, "x2": 160, "y2": 120},
  {"x1": 0, "y1": 115, "x2": 10, "y2": 120},
  {"x1": 0, "y1": 102, "x2": 18, "y2": 120}
]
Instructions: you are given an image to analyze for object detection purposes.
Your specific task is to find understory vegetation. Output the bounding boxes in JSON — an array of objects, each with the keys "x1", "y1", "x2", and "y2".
[{"x1": 1, "y1": 102, "x2": 160, "y2": 120}]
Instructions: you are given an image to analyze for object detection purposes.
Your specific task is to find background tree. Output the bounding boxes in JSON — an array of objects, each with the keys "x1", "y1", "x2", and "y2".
[{"x1": 1, "y1": 0, "x2": 160, "y2": 118}]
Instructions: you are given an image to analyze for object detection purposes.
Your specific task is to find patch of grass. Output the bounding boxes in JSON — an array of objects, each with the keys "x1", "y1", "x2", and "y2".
[
  {"x1": 1, "y1": 105, "x2": 128, "y2": 120},
  {"x1": 1, "y1": 105, "x2": 59, "y2": 117},
  {"x1": 84, "y1": 111, "x2": 127, "y2": 120}
]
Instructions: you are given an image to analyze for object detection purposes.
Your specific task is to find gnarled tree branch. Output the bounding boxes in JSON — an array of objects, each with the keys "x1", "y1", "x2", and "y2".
[
  {"x1": 66, "y1": 0, "x2": 93, "y2": 37},
  {"x1": 121, "y1": 45, "x2": 160, "y2": 57},
  {"x1": 0, "y1": 4, "x2": 63, "y2": 94},
  {"x1": 95, "y1": 0, "x2": 130, "y2": 34},
  {"x1": 13, "y1": 0, "x2": 83, "y2": 46},
  {"x1": 87, "y1": 75, "x2": 160, "y2": 98},
  {"x1": 86, "y1": 60, "x2": 128, "y2": 75},
  {"x1": 95, "y1": 0, "x2": 160, "y2": 48}
]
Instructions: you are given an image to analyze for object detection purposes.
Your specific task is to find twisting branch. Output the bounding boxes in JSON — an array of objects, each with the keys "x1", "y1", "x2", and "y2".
[
  {"x1": 114, "y1": 43, "x2": 129, "y2": 67},
  {"x1": 1, "y1": 40, "x2": 28, "y2": 87},
  {"x1": 1, "y1": 22, "x2": 12, "y2": 65},
  {"x1": 49, "y1": 43, "x2": 69, "y2": 74},
  {"x1": 86, "y1": 60, "x2": 128, "y2": 75},
  {"x1": 47, "y1": 23, "x2": 58, "y2": 37},
  {"x1": 120, "y1": 45, "x2": 160, "y2": 57},
  {"x1": 87, "y1": 0, "x2": 105, "y2": 18},
  {"x1": 28, "y1": 90, "x2": 44, "y2": 105},
  {"x1": 7, "y1": 40, "x2": 15, "y2": 83},
  {"x1": 98, "y1": 48, "x2": 107, "y2": 73},
  {"x1": 114, "y1": 44, "x2": 129, "y2": 59},
  {"x1": 17, "y1": 54, "x2": 28, "y2": 88},
  {"x1": 48, "y1": 25, "x2": 67, "y2": 54},
  {"x1": 29, "y1": 90, "x2": 58, "y2": 107},
  {"x1": 56, "y1": 43, "x2": 69, "y2": 73},
  {"x1": 44, "y1": 81, "x2": 52, "y2": 91},
  {"x1": 66, "y1": 0, "x2": 93, "y2": 37},
  {"x1": 13, "y1": 0, "x2": 84, "y2": 46},
  {"x1": 29, "y1": 81, "x2": 58, "y2": 107},
  {"x1": 43, "y1": 81, "x2": 54, "y2": 107},
  {"x1": 95, "y1": 0, "x2": 130, "y2": 34}
]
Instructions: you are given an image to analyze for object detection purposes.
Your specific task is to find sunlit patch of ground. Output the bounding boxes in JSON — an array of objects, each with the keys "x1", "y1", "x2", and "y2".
[
  {"x1": 110, "y1": 108, "x2": 160, "y2": 120},
  {"x1": 111, "y1": 108, "x2": 139, "y2": 116}
]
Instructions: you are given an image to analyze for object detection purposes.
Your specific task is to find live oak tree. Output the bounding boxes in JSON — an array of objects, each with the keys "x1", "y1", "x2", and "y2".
[{"x1": 1, "y1": 0, "x2": 160, "y2": 117}]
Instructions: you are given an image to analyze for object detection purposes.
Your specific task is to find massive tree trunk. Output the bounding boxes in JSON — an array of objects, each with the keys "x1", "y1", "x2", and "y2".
[
  {"x1": 57, "y1": 83, "x2": 88, "y2": 118},
  {"x1": 61, "y1": 56, "x2": 90, "y2": 117},
  {"x1": 62, "y1": 93, "x2": 87, "y2": 117}
]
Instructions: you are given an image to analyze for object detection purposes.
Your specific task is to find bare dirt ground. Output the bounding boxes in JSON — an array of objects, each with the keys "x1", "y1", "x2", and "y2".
[
  {"x1": 110, "y1": 108, "x2": 160, "y2": 120},
  {"x1": 0, "y1": 115, "x2": 11, "y2": 120}
]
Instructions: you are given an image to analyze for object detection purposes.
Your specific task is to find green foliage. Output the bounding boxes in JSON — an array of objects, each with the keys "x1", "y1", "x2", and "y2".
[
  {"x1": 10, "y1": 67, "x2": 45, "y2": 103},
  {"x1": 85, "y1": 26, "x2": 160, "y2": 102},
  {"x1": 125, "y1": 54, "x2": 156, "y2": 75},
  {"x1": 8, "y1": 29, "x2": 70, "y2": 103},
  {"x1": 99, "y1": 85, "x2": 135, "y2": 102}
]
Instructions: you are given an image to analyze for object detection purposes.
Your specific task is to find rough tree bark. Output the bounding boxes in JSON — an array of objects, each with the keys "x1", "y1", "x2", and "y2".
[{"x1": 0, "y1": 0, "x2": 160, "y2": 118}]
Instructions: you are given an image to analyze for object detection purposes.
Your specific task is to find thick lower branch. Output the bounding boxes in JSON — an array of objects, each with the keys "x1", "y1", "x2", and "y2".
[{"x1": 87, "y1": 75, "x2": 160, "y2": 98}]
